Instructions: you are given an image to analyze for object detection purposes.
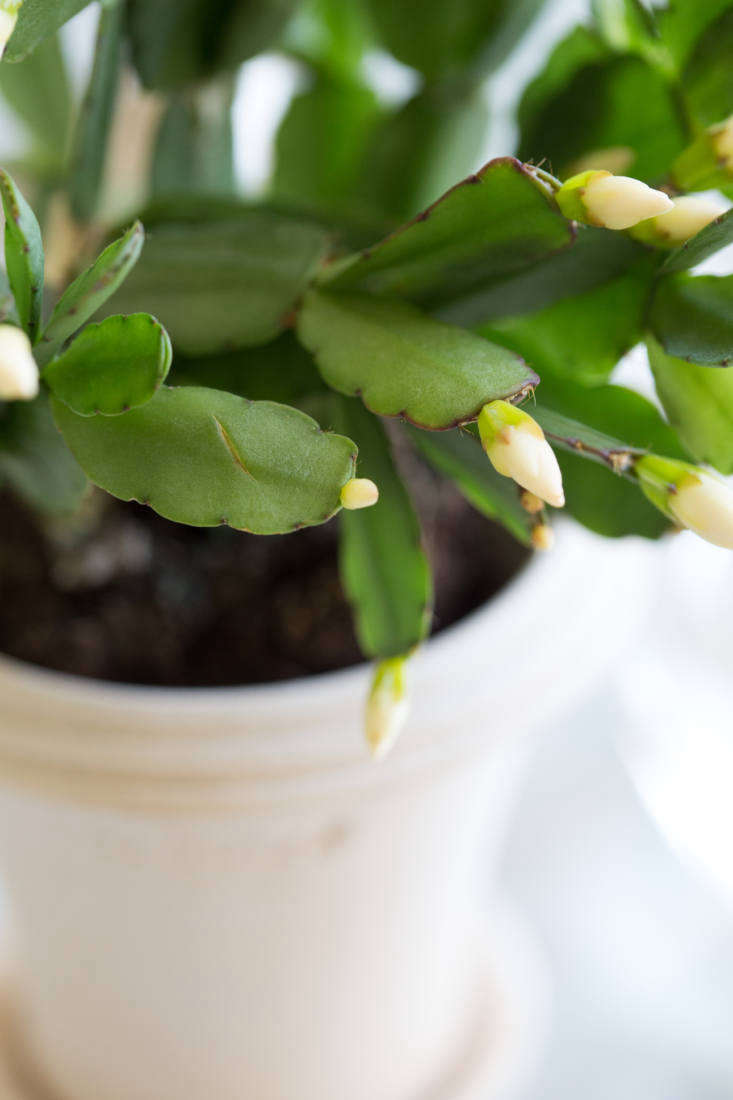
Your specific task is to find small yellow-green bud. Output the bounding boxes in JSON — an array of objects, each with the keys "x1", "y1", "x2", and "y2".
[
  {"x1": 340, "y1": 477, "x2": 379, "y2": 510},
  {"x1": 478, "y1": 401, "x2": 564, "y2": 508},
  {"x1": 365, "y1": 656, "x2": 410, "y2": 760},
  {"x1": 556, "y1": 170, "x2": 672, "y2": 230},
  {"x1": 0, "y1": 1, "x2": 21, "y2": 58},
  {"x1": 0, "y1": 324, "x2": 39, "y2": 400},
  {"x1": 531, "y1": 523, "x2": 555, "y2": 551},
  {"x1": 520, "y1": 490, "x2": 544, "y2": 514},
  {"x1": 636, "y1": 455, "x2": 733, "y2": 550}
]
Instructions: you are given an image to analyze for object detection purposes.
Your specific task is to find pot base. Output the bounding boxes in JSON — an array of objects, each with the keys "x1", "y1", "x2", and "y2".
[
  {"x1": 426, "y1": 904, "x2": 549, "y2": 1100},
  {"x1": 0, "y1": 903, "x2": 548, "y2": 1100}
]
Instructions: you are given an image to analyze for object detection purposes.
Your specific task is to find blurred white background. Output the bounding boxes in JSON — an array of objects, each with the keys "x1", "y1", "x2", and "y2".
[{"x1": 1, "y1": 1, "x2": 732, "y2": 1095}]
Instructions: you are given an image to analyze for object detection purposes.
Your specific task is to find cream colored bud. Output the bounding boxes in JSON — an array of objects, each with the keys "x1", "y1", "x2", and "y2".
[
  {"x1": 365, "y1": 657, "x2": 410, "y2": 760},
  {"x1": 340, "y1": 477, "x2": 379, "y2": 510},
  {"x1": 652, "y1": 194, "x2": 728, "y2": 242},
  {"x1": 583, "y1": 173, "x2": 673, "y2": 230},
  {"x1": 0, "y1": 324, "x2": 39, "y2": 400},
  {"x1": 520, "y1": 490, "x2": 544, "y2": 514},
  {"x1": 478, "y1": 401, "x2": 564, "y2": 508},
  {"x1": 669, "y1": 471, "x2": 733, "y2": 550},
  {"x1": 0, "y1": 1, "x2": 20, "y2": 58},
  {"x1": 712, "y1": 116, "x2": 733, "y2": 171},
  {"x1": 531, "y1": 523, "x2": 555, "y2": 551}
]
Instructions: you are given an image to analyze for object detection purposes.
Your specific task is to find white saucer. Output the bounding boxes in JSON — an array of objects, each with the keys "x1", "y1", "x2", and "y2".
[{"x1": 0, "y1": 904, "x2": 548, "y2": 1100}]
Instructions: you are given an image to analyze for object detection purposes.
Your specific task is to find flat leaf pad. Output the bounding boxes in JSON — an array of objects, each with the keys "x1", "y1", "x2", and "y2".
[
  {"x1": 324, "y1": 157, "x2": 573, "y2": 304},
  {"x1": 43, "y1": 314, "x2": 172, "y2": 416},
  {"x1": 298, "y1": 289, "x2": 538, "y2": 429},
  {"x1": 53, "y1": 385, "x2": 357, "y2": 534}
]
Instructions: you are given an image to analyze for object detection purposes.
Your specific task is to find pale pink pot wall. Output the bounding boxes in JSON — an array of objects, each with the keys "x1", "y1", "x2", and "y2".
[{"x1": 0, "y1": 525, "x2": 657, "y2": 1100}]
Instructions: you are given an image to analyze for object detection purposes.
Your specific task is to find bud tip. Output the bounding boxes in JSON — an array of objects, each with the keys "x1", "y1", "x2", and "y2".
[
  {"x1": 365, "y1": 657, "x2": 410, "y2": 760},
  {"x1": 479, "y1": 401, "x2": 565, "y2": 509},
  {"x1": 636, "y1": 454, "x2": 733, "y2": 550},
  {"x1": 583, "y1": 173, "x2": 673, "y2": 230},
  {"x1": 340, "y1": 477, "x2": 379, "y2": 510},
  {"x1": 651, "y1": 194, "x2": 728, "y2": 243},
  {"x1": 0, "y1": 1, "x2": 21, "y2": 57},
  {"x1": 671, "y1": 473, "x2": 733, "y2": 550},
  {"x1": 0, "y1": 323, "x2": 39, "y2": 401}
]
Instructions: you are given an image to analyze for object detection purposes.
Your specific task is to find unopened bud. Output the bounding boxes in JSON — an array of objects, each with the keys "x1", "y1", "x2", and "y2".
[
  {"x1": 365, "y1": 656, "x2": 410, "y2": 760},
  {"x1": 671, "y1": 119, "x2": 733, "y2": 191},
  {"x1": 478, "y1": 401, "x2": 564, "y2": 508},
  {"x1": 531, "y1": 523, "x2": 555, "y2": 551},
  {"x1": 0, "y1": 1, "x2": 21, "y2": 58},
  {"x1": 632, "y1": 194, "x2": 728, "y2": 246},
  {"x1": 520, "y1": 490, "x2": 544, "y2": 514},
  {"x1": 712, "y1": 116, "x2": 733, "y2": 173},
  {"x1": 340, "y1": 477, "x2": 379, "y2": 510},
  {"x1": 557, "y1": 170, "x2": 672, "y2": 230},
  {"x1": 636, "y1": 454, "x2": 733, "y2": 550},
  {"x1": 0, "y1": 323, "x2": 39, "y2": 400}
]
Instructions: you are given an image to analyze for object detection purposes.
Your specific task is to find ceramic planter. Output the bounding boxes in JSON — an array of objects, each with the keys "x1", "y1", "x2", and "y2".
[{"x1": 0, "y1": 525, "x2": 655, "y2": 1100}]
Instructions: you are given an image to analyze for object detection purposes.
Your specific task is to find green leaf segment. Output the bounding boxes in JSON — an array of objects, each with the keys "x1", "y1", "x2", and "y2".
[
  {"x1": 36, "y1": 221, "x2": 145, "y2": 363},
  {"x1": 297, "y1": 288, "x2": 538, "y2": 429},
  {"x1": 648, "y1": 273, "x2": 733, "y2": 366},
  {"x1": 0, "y1": 167, "x2": 43, "y2": 341},
  {"x1": 1, "y1": 0, "x2": 733, "y2": 696},
  {"x1": 43, "y1": 314, "x2": 172, "y2": 417},
  {"x1": 53, "y1": 387, "x2": 357, "y2": 535},
  {"x1": 334, "y1": 397, "x2": 432, "y2": 660},
  {"x1": 323, "y1": 157, "x2": 573, "y2": 303},
  {"x1": 100, "y1": 215, "x2": 329, "y2": 356}
]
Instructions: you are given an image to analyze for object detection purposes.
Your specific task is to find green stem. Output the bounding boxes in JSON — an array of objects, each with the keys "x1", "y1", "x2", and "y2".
[
  {"x1": 150, "y1": 76, "x2": 237, "y2": 200},
  {"x1": 68, "y1": 0, "x2": 123, "y2": 223}
]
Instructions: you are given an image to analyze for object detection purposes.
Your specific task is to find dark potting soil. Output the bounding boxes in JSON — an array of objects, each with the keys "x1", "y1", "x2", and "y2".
[{"x1": 0, "y1": 463, "x2": 529, "y2": 686}]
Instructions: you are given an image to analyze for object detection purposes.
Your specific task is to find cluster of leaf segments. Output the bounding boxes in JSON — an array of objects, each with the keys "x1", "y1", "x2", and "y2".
[
  {"x1": 0, "y1": 0, "x2": 732, "y2": 672},
  {"x1": 2, "y1": 152, "x2": 732, "y2": 667}
]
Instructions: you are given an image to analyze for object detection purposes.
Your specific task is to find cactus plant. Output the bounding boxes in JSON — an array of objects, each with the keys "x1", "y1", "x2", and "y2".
[{"x1": 1, "y1": 0, "x2": 732, "y2": 752}]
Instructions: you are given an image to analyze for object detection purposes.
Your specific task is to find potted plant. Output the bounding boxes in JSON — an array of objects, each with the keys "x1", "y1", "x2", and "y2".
[{"x1": 0, "y1": 1, "x2": 730, "y2": 1098}]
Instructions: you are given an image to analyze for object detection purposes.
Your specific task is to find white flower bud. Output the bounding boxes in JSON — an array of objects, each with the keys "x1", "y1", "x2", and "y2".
[
  {"x1": 340, "y1": 477, "x2": 379, "y2": 510},
  {"x1": 365, "y1": 657, "x2": 410, "y2": 760},
  {"x1": 582, "y1": 173, "x2": 673, "y2": 230},
  {"x1": 637, "y1": 454, "x2": 733, "y2": 550},
  {"x1": 0, "y1": 323, "x2": 39, "y2": 400},
  {"x1": 712, "y1": 116, "x2": 733, "y2": 171},
  {"x1": 669, "y1": 471, "x2": 733, "y2": 550},
  {"x1": 478, "y1": 401, "x2": 564, "y2": 508},
  {"x1": 651, "y1": 194, "x2": 728, "y2": 242},
  {"x1": 0, "y1": 1, "x2": 20, "y2": 58}
]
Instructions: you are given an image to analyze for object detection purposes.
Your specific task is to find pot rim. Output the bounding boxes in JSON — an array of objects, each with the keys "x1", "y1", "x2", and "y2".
[
  {"x1": 0, "y1": 533, "x2": 540, "y2": 713},
  {"x1": 0, "y1": 524, "x2": 656, "y2": 806}
]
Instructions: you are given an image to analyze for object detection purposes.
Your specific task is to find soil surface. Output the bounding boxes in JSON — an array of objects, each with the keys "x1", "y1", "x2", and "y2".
[{"x1": 0, "y1": 462, "x2": 529, "y2": 686}]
